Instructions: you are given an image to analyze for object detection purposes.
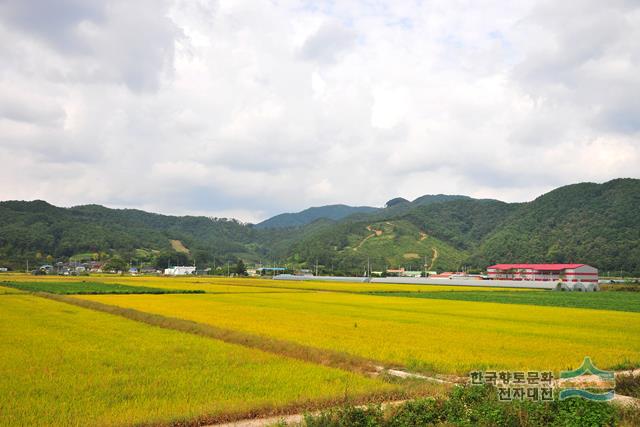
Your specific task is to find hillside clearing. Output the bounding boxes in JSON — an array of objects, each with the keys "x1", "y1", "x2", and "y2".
[{"x1": 170, "y1": 239, "x2": 190, "y2": 253}]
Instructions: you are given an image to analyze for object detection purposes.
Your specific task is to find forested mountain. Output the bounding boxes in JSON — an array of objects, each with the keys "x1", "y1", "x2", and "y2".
[
  {"x1": 255, "y1": 204, "x2": 379, "y2": 229},
  {"x1": 0, "y1": 200, "x2": 265, "y2": 270},
  {"x1": 474, "y1": 179, "x2": 640, "y2": 274},
  {"x1": 1, "y1": 178, "x2": 638, "y2": 274}
]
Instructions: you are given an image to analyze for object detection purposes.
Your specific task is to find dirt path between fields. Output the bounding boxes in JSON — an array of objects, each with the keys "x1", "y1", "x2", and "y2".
[{"x1": 210, "y1": 400, "x2": 408, "y2": 427}]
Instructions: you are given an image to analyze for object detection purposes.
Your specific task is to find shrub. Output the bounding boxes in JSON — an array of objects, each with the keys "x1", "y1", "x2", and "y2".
[
  {"x1": 300, "y1": 385, "x2": 633, "y2": 427},
  {"x1": 616, "y1": 374, "x2": 640, "y2": 399}
]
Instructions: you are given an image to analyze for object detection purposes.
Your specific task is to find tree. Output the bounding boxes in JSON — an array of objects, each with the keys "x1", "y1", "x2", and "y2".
[
  {"x1": 104, "y1": 256, "x2": 127, "y2": 272},
  {"x1": 235, "y1": 259, "x2": 247, "y2": 276}
]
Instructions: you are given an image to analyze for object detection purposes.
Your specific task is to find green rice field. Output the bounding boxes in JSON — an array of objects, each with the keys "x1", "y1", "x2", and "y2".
[
  {"x1": 369, "y1": 290, "x2": 640, "y2": 313},
  {"x1": 0, "y1": 280, "x2": 204, "y2": 294}
]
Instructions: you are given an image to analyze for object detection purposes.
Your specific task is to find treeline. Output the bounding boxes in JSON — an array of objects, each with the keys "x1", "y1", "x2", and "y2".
[{"x1": 0, "y1": 201, "x2": 264, "y2": 270}]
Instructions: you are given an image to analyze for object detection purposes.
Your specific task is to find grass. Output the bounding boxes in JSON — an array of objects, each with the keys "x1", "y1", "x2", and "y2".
[
  {"x1": 369, "y1": 290, "x2": 640, "y2": 313},
  {"x1": 0, "y1": 295, "x2": 393, "y2": 426},
  {"x1": 0, "y1": 280, "x2": 205, "y2": 295},
  {"x1": 602, "y1": 283, "x2": 640, "y2": 292},
  {"x1": 616, "y1": 373, "x2": 640, "y2": 399},
  {"x1": 78, "y1": 291, "x2": 640, "y2": 375},
  {"x1": 300, "y1": 384, "x2": 640, "y2": 427}
]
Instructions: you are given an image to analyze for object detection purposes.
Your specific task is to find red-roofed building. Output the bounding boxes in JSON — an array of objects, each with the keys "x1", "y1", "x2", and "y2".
[{"x1": 486, "y1": 264, "x2": 598, "y2": 283}]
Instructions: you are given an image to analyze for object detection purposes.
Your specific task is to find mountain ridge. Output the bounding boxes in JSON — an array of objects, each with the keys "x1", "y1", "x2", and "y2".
[{"x1": 256, "y1": 194, "x2": 474, "y2": 229}]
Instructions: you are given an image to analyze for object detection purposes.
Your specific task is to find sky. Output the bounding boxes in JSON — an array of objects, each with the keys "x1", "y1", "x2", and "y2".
[{"x1": 0, "y1": 0, "x2": 638, "y2": 223}]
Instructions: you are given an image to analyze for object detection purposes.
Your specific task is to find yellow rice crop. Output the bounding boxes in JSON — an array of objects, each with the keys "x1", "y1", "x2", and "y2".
[
  {"x1": 80, "y1": 291, "x2": 640, "y2": 375},
  {"x1": 0, "y1": 274, "x2": 312, "y2": 294},
  {"x1": 198, "y1": 278, "x2": 538, "y2": 293},
  {"x1": 0, "y1": 295, "x2": 391, "y2": 426},
  {"x1": 2, "y1": 274, "x2": 537, "y2": 294},
  {"x1": 0, "y1": 285, "x2": 23, "y2": 294}
]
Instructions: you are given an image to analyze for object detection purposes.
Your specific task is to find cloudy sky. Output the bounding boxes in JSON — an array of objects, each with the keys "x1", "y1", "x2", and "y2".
[{"x1": 1, "y1": 0, "x2": 638, "y2": 222}]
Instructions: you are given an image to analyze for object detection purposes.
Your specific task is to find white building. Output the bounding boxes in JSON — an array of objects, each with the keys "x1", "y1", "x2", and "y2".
[{"x1": 164, "y1": 266, "x2": 196, "y2": 276}]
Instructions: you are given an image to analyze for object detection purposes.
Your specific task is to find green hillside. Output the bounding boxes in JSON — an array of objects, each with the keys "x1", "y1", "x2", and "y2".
[
  {"x1": 278, "y1": 218, "x2": 467, "y2": 274},
  {"x1": 1, "y1": 179, "x2": 639, "y2": 275}
]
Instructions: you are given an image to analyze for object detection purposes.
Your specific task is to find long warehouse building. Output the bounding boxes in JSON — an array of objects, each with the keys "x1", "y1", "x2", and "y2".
[{"x1": 486, "y1": 263, "x2": 598, "y2": 283}]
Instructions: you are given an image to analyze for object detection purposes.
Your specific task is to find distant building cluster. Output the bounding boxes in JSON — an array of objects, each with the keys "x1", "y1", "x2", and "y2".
[
  {"x1": 28, "y1": 261, "x2": 161, "y2": 275},
  {"x1": 18, "y1": 258, "x2": 602, "y2": 290}
]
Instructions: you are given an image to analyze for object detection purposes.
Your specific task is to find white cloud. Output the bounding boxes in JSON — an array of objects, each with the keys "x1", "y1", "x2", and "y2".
[{"x1": 0, "y1": 0, "x2": 638, "y2": 222}]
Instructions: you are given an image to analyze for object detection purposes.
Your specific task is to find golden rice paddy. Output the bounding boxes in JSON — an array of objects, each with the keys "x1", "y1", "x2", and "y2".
[
  {"x1": 3, "y1": 273, "x2": 639, "y2": 425},
  {"x1": 79, "y1": 288, "x2": 640, "y2": 374},
  {"x1": 0, "y1": 294, "x2": 391, "y2": 426}
]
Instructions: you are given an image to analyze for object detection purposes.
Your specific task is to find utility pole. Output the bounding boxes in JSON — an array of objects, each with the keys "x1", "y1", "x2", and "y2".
[
  {"x1": 26, "y1": 259, "x2": 29, "y2": 273},
  {"x1": 424, "y1": 254, "x2": 427, "y2": 277},
  {"x1": 315, "y1": 259, "x2": 318, "y2": 276},
  {"x1": 227, "y1": 261, "x2": 230, "y2": 277},
  {"x1": 367, "y1": 257, "x2": 370, "y2": 278}
]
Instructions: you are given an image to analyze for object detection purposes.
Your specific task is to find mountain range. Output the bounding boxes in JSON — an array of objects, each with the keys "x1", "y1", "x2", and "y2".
[
  {"x1": 1, "y1": 178, "x2": 638, "y2": 275},
  {"x1": 254, "y1": 195, "x2": 473, "y2": 229}
]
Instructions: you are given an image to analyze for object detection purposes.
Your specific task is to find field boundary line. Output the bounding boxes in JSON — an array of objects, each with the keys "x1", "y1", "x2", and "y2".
[{"x1": 37, "y1": 292, "x2": 384, "y2": 376}]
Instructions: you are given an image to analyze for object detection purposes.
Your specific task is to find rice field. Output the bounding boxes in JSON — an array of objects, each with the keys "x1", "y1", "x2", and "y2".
[
  {"x1": 1, "y1": 273, "x2": 536, "y2": 294},
  {"x1": 0, "y1": 275, "x2": 313, "y2": 294},
  {"x1": 79, "y1": 290, "x2": 640, "y2": 375},
  {"x1": 3, "y1": 273, "x2": 639, "y2": 425},
  {"x1": 0, "y1": 294, "x2": 392, "y2": 426},
  {"x1": 0, "y1": 284, "x2": 24, "y2": 294}
]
